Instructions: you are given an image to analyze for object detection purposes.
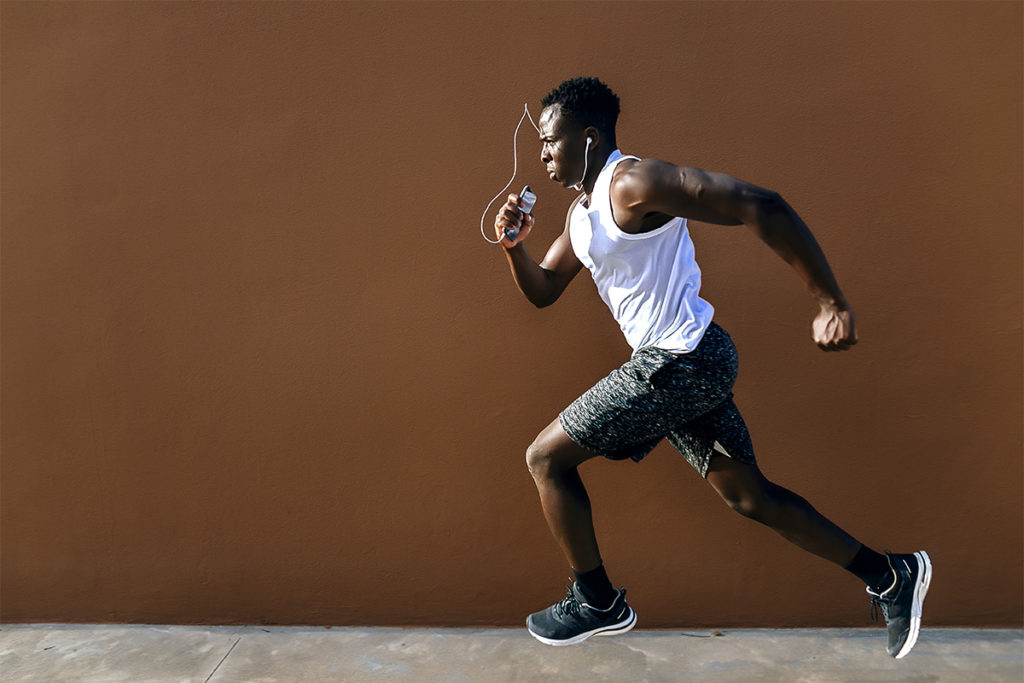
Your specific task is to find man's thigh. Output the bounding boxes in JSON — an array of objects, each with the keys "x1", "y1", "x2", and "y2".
[{"x1": 557, "y1": 345, "x2": 730, "y2": 463}]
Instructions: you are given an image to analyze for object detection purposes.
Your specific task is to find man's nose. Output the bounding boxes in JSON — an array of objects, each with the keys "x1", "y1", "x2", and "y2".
[{"x1": 541, "y1": 146, "x2": 552, "y2": 163}]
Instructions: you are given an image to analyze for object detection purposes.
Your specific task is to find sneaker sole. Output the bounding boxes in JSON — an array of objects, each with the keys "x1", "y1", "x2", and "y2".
[
  {"x1": 527, "y1": 607, "x2": 637, "y2": 647},
  {"x1": 894, "y1": 550, "x2": 932, "y2": 659}
]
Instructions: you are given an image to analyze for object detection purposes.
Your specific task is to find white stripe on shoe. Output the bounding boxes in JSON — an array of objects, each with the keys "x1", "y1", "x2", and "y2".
[{"x1": 527, "y1": 607, "x2": 637, "y2": 647}]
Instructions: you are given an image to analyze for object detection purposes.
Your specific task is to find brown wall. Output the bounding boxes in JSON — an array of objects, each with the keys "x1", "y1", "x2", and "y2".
[{"x1": 2, "y1": 1, "x2": 1021, "y2": 627}]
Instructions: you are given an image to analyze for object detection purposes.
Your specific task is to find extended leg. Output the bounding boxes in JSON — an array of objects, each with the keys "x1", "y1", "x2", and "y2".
[
  {"x1": 705, "y1": 452, "x2": 932, "y2": 658},
  {"x1": 705, "y1": 453, "x2": 861, "y2": 566}
]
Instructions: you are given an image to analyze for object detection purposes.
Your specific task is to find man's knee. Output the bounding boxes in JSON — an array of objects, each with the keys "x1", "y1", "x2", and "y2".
[
  {"x1": 525, "y1": 425, "x2": 592, "y2": 479},
  {"x1": 722, "y1": 490, "x2": 765, "y2": 520},
  {"x1": 715, "y1": 476, "x2": 777, "y2": 522},
  {"x1": 707, "y1": 456, "x2": 777, "y2": 521},
  {"x1": 526, "y1": 438, "x2": 556, "y2": 479}
]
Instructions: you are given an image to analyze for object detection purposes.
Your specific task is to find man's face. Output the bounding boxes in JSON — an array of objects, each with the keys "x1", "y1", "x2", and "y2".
[{"x1": 538, "y1": 105, "x2": 586, "y2": 188}]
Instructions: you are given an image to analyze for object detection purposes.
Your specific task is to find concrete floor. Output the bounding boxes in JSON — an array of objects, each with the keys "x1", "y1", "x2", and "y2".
[{"x1": 0, "y1": 625, "x2": 1021, "y2": 682}]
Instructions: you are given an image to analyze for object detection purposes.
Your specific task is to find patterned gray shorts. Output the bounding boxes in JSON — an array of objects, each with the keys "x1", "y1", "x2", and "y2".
[{"x1": 558, "y1": 322, "x2": 756, "y2": 477}]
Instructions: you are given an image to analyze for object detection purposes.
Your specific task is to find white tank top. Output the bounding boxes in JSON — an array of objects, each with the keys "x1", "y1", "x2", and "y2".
[{"x1": 569, "y1": 150, "x2": 714, "y2": 354}]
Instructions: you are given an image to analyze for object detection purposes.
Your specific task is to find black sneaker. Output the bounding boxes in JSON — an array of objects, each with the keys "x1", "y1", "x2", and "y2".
[
  {"x1": 867, "y1": 550, "x2": 932, "y2": 658},
  {"x1": 526, "y1": 582, "x2": 636, "y2": 646}
]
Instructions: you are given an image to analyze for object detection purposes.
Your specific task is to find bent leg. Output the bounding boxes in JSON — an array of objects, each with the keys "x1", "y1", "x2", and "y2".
[
  {"x1": 705, "y1": 453, "x2": 861, "y2": 567},
  {"x1": 526, "y1": 419, "x2": 604, "y2": 572}
]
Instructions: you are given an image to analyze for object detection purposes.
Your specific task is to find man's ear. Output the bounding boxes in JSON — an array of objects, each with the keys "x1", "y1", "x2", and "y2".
[{"x1": 585, "y1": 127, "x2": 599, "y2": 149}]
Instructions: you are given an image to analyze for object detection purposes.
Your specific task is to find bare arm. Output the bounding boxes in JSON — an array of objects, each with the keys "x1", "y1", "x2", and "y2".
[
  {"x1": 612, "y1": 160, "x2": 857, "y2": 351},
  {"x1": 494, "y1": 193, "x2": 584, "y2": 308}
]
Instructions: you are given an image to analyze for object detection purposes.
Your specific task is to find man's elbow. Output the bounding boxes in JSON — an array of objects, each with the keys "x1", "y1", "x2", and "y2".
[
  {"x1": 527, "y1": 270, "x2": 564, "y2": 308},
  {"x1": 529, "y1": 293, "x2": 557, "y2": 309},
  {"x1": 753, "y1": 190, "x2": 787, "y2": 218},
  {"x1": 742, "y1": 189, "x2": 790, "y2": 228}
]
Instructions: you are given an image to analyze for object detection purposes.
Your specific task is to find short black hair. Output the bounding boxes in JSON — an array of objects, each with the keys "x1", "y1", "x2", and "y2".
[{"x1": 541, "y1": 77, "x2": 620, "y2": 140}]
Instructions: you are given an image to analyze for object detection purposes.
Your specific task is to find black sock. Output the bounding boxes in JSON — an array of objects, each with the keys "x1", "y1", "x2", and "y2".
[
  {"x1": 573, "y1": 564, "x2": 617, "y2": 609},
  {"x1": 844, "y1": 544, "x2": 893, "y2": 592}
]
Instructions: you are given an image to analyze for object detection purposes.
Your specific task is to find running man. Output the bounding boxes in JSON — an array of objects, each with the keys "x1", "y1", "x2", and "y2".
[{"x1": 492, "y1": 77, "x2": 931, "y2": 658}]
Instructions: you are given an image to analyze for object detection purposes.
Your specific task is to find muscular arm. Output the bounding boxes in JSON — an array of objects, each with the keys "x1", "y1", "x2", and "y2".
[
  {"x1": 612, "y1": 160, "x2": 857, "y2": 351},
  {"x1": 494, "y1": 193, "x2": 584, "y2": 308}
]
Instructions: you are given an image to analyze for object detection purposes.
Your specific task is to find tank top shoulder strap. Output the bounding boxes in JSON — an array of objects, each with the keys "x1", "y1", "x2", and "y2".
[{"x1": 592, "y1": 151, "x2": 639, "y2": 224}]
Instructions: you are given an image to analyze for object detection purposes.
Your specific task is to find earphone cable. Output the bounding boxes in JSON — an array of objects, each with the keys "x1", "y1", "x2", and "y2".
[{"x1": 480, "y1": 103, "x2": 541, "y2": 245}]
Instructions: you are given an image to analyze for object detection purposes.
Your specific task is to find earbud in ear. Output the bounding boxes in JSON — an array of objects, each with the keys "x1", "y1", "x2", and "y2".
[{"x1": 573, "y1": 136, "x2": 595, "y2": 191}]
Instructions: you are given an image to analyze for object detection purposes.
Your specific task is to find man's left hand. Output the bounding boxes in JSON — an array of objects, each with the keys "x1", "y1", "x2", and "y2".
[{"x1": 812, "y1": 304, "x2": 857, "y2": 352}]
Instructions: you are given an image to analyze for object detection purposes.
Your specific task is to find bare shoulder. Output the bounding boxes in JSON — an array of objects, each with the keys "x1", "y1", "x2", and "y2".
[
  {"x1": 610, "y1": 158, "x2": 681, "y2": 205},
  {"x1": 609, "y1": 157, "x2": 749, "y2": 226}
]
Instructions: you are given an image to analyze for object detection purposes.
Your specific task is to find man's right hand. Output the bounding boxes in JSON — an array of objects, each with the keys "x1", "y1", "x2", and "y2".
[{"x1": 494, "y1": 193, "x2": 534, "y2": 248}]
